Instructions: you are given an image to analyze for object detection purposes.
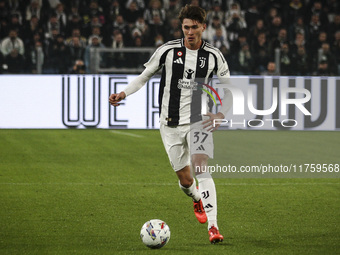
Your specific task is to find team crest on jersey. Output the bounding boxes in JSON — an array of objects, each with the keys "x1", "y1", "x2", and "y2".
[
  {"x1": 199, "y1": 57, "x2": 206, "y2": 68},
  {"x1": 177, "y1": 51, "x2": 183, "y2": 57},
  {"x1": 184, "y1": 69, "x2": 195, "y2": 79}
]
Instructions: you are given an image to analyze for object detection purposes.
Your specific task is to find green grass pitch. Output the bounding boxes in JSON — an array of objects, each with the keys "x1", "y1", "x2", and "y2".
[{"x1": 0, "y1": 129, "x2": 339, "y2": 255}]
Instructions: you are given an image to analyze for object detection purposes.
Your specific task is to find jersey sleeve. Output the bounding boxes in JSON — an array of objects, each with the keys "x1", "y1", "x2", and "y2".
[
  {"x1": 215, "y1": 49, "x2": 230, "y2": 80},
  {"x1": 123, "y1": 45, "x2": 167, "y2": 97},
  {"x1": 122, "y1": 69, "x2": 154, "y2": 97},
  {"x1": 143, "y1": 46, "x2": 166, "y2": 75}
]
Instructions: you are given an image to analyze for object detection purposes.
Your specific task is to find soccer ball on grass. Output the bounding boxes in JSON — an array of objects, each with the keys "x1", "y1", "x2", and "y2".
[{"x1": 140, "y1": 219, "x2": 170, "y2": 249}]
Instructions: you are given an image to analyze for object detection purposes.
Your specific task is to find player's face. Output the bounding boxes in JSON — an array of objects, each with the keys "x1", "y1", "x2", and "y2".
[{"x1": 182, "y1": 18, "x2": 206, "y2": 50}]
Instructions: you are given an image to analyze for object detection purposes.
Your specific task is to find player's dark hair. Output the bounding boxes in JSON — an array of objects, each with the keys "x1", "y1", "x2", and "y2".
[{"x1": 178, "y1": 4, "x2": 206, "y2": 24}]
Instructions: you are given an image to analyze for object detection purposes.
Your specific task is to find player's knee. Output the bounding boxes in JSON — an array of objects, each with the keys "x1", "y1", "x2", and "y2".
[
  {"x1": 176, "y1": 165, "x2": 193, "y2": 188},
  {"x1": 179, "y1": 178, "x2": 193, "y2": 188},
  {"x1": 192, "y1": 157, "x2": 208, "y2": 174}
]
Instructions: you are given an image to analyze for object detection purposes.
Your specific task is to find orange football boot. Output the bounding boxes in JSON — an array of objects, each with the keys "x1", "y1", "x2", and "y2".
[
  {"x1": 209, "y1": 226, "x2": 224, "y2": 244},
  {"x1": 193, "y1": 199, "x2": 207, "y2": 224}
]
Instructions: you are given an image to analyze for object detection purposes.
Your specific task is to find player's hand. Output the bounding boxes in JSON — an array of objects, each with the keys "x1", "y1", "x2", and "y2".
[
  {"x1": 109, "y1": 92, "x2": 126, "y2": 106},
  {"x1": 202, "y1": 112, "x2": 225, "y2": 132}
]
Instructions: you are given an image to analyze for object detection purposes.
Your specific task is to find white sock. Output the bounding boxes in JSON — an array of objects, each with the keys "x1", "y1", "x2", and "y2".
[
  {"x1": 197, "y1": 171, "x2": 218, "y2": 230},
  {"x1": 179, "y1": 178, "x2": 201, "y2": 202}
]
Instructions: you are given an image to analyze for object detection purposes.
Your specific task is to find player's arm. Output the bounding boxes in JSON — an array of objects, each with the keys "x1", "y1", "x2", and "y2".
[
  {"x1": 109, "y1": 46, "x2": 164, "y2": 107},
  {"x1": 216, "y1": 51, "x2": 232, "y2": 119},
  {"x1": 203, "y1": 51, "x2": 232, "y2": 131},
  {"x1": 109, "y1": 68, "x2": 154, "y2": 106}
]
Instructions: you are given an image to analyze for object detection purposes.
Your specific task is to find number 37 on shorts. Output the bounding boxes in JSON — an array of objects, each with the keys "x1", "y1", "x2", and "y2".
[{"x1": 190, "y1": 129, "x2": 214, "y2": 158}]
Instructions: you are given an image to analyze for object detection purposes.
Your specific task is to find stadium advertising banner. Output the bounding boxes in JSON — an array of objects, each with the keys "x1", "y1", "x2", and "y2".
[{"x1": 0, "y1": 75, "x2": 339, "y2": 130}]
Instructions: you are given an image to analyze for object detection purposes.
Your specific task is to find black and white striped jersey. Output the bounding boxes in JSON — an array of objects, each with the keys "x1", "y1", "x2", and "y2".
[{"x1": 144, "y1": 38, "x2": 230, "y2": 126}]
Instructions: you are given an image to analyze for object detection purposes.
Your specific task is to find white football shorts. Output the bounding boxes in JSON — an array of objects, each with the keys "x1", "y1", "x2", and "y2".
[{"x1": 160, "y1": 120, "x2": 214, "y2": 172}]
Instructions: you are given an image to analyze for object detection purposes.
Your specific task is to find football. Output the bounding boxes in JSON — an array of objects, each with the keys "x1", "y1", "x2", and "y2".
[{"x1": 140, "y1": 219, "x2": 170, "y2": 249}]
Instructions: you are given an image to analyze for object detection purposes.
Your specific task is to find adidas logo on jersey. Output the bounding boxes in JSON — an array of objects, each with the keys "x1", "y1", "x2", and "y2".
[{"x1": 174, "y1": 58, "x2": 183, "y2": 64}]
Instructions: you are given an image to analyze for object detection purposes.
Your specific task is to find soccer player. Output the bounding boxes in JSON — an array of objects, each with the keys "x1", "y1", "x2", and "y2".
[{"x1": 109, "y1": 4, "x2": 232, "y2": 244}]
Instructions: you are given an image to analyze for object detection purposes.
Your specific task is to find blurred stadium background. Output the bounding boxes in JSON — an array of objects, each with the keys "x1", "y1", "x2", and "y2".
[{"x1": 0, "y1": 0, "x2": 339, "y2": 75}]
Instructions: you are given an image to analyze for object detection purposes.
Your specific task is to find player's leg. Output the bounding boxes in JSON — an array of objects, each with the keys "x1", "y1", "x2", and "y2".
[
  {"x1": 193, "y1": 154, "x2": 217, "y2": 227},
  {"x1": 192, "y1": 154, "x2": 218, "y2": 226},
  {"x1": 190, "y1": 124, "x2": 218, "y2": 229},
  {"x1": 193, "y1": 154, "x2": 223, "y2": 243},
  {"x1": 159, "y1": 124, "x2": 206, "y2": 223},
  {"x1": 176, "y1": 165, "x2": 200, "y2": 201},
  {"x1": 175, "y1": 165, "x2": 207, "y2": 224},
  {"x1": 159, "y1": 124, "x2": 199, "y2": 199},
  {"x1": 194, "y1": 154, "x2": 218, "y2": 229},
  {"x1": 189, "y1": 121, "x2": 223, "y2": 243}
]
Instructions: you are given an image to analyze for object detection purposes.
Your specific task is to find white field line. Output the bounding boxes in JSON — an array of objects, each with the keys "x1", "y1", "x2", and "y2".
[
  {"x1": 0, "y1": 182, "x2": 339, "y2": 186},
  {"x1": 110, "y1": 130, "x2": 144, "y2": 138}
]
